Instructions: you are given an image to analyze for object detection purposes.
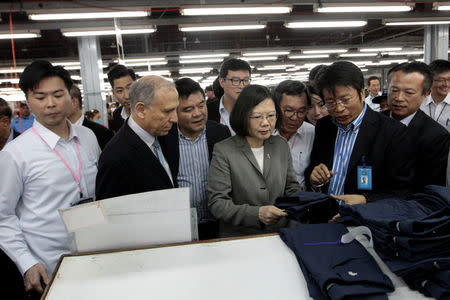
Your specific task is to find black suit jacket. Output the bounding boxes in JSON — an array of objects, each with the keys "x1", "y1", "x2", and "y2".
[
  {"x1": 82, "y1": 118, "x2": 114, "y2": 150},
  {"x1": 207, "y1": 98, "x2": 221, "y2": 123},
  {"x1": 160, "y1": 120, "x2": 231, "y2": 179},
  {"x1": 111, "y1": 106, "x2": 125, "y2": 133},
  {"x1": 384, "y1": 110, "x2": 450, "y2": 188},
  {"x1": 305, "y1": 107, "x2": 415, "y2": 201},
  {"x1": 95, "y1": 121, "x2": 178, "y2": 200}
]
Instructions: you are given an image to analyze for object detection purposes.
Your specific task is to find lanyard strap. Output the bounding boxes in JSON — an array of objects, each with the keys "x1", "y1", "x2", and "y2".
[
  {"x1": 289, "y1": 134, "x2": 297, "y2": 151},
  {"x1": 430, "y1": 102, "x2": 447, "y2": 122},
  {"x1": 32, "y1": 126, "x2": 83, "y2": 195}
]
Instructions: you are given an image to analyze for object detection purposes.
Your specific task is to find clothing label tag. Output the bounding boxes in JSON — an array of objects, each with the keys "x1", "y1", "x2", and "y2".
[{"x1": 357, "y1": 166, "x2": 372, "y2": 190}]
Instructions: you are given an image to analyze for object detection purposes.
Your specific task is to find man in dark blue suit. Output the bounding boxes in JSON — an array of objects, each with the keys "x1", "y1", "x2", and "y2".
[
  {"x1": 386, "y1": 62, "x2": 450, "y2": 189},
  {"x1": 163, "y1": 78, "x2": 230, "y2": 239},
  {"x1": 305, "y1": 61, "x2": 415, "y2": 205},
  {"x1": 96, "y1": 76, "x2": 179, "y2": 200}
]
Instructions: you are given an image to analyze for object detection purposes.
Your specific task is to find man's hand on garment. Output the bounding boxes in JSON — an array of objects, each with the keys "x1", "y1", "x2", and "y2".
[
  {"x1": 310, "y1": 163, "x2": 334, "y2": 186},
  {"x1": 331, "y1": 194, "x2": 367, "y2": 205},
  {"x1": 24, "y1": 263, "x2": 49, "y2": 294}
]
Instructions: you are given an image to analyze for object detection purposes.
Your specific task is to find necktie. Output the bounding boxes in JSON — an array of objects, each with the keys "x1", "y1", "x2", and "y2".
[{"x1": 153, "y1": 138, "x2": 173, "y2": 183}]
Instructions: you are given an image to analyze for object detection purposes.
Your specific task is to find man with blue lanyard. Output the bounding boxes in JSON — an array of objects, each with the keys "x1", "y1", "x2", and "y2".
[{"x1": 305, "y1": 61, "x2": 415, "y2": 206}]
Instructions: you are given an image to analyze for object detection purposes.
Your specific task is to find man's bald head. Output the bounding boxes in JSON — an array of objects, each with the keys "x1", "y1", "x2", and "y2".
[{"x1": 129, "y1": 75, "x2": 176, "y2": 112}]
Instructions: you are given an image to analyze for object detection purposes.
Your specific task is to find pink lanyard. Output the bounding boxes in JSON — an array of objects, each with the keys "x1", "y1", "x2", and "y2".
[
  {"x1": 32, "y1": 126, "x2": 83, "y2": 197},
  {"x1": 289, "y1": 134, "x2": 297, "y2": 151}
]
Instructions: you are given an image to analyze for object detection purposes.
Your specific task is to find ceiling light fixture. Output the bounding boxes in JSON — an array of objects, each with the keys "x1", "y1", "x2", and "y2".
[
  {"x1": 387, "y1": 51, "x2": 423, "y2": 56},
  {"x1": 136, "y1": 70, "x2": 171, "y2": 76},
  {"x1": 257, "y1": 64, "x2": 295, "y2": 70},
  {"x1": 180, "y1": 58, "x2": 224, "y2": 64},
  {"x1": 180, "y1": 53, "x2": 229, "y2": 59},
  {"x1": 285, "y1": 21, "x2": 367, "y2": 29},
  {"x1": 0, "y1": 31, "x2": 40, "y2": 39},
  {"x1": 62, "y1": 27, "x2": 155, "y2": 37},
  {"x1": 289, "y1": 54, "x2": 329, "y2": 59},
  {"x1": 243, "y1": 51, "x2": 290, "y2": 56},
  {"x1": 303, "y1": 49, "x2": 347, "y2": 54},
  {"x1": 179, "y1": 24, "x2": 265, "y2": 32},
  {"x1": 181, "y1": 6, "x2": 291, "y2": 16},
  {"x1": 385, "y1": 18, "x2": 450, "y2": 26},
  {"x1": 315, "y1": 3, "x2": 412, "y2": 13},
  {"x1": 124, "y1": 57, "x2": 166, "y2": 63},
  {"x1": 360, "y1": 47, "x2": 402, "y2": 52},
  {"x1": 29, "y1": 11, "x2": 148, "y2": 21},
  {"x1": 124, "y1": 61, "x2": 168, "y2": 67},
  {"x1": 240, "y1": 56, "x2": 279, "y2": 61},
  {"x1": 0, "y1": 68, "x2": 24, "y2": 74},
  {"x1": 179, "y1": 68, "x2": 213, "y2": 74},
  {"x1": 339, "y1": 53, "x2": 377, "y2": 57}
]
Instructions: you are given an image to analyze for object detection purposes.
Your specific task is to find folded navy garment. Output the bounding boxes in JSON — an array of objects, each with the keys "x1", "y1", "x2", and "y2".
[
  {"x1": 397, "y1": 208, "x2": 450, "y2": 236},
  {"x1": 279, "y1": 223, "x2": 394, "y2": 300},
  {"x1": 402, "y1": 270, "x2": 450, "y2": 300},
  {"x1": 275, "y1": 191, "x2": 339, "y2": 224}
]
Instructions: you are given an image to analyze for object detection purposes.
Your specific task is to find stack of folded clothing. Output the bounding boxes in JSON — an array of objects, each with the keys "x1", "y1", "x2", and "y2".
[
  {"x1": 275, "y1": 191, "x2": 339, "y2": 224},
  {"x1": 279, "y1": 223, "x2": 394, "y2": 300},
  {"x1": 338, "y1": 185, "x2": 450, "y2": 299}
]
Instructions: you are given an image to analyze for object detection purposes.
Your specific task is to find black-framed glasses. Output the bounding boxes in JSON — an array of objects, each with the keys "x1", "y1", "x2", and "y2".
[
  {"x1": 248, "y1": 112, "x2": 277, "y2": 122},
  {"x1": 225, "y1": 77, "x2": 251, "y2": 86}
]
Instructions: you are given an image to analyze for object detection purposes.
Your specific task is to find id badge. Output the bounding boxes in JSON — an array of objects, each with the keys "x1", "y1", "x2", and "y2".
[{"x1": 357, "y1": 166, "x2": 372, "y2": 190}]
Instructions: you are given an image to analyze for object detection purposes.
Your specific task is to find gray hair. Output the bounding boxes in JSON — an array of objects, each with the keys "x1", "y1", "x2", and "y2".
[{"x1": 129, "y1": 75, "x2": 176, "y2": 112}]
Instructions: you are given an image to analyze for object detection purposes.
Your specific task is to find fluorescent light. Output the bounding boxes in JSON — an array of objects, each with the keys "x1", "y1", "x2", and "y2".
[
  {"x1": 360, "y1": 47, "x2": 402, "y2": 52},
  {"x1": 437, "y1": 6, "x2": 450, "y2": 11},
  {"x1": 52, "y1": 61, "x2": 81, "y2": 66},
  {"x1": 289, "y1": 54, "x2": 329, "y2": 59},
  {"x1": 361, "y1": 68, "x2": 369, "y2": 72},
  {"x1": 347, "y1": 61, "x2": 373, "y2": 66},
  {"x1": 303, "y1": 49, "x2": 347, "y2": 54},
  {"x1": 179, "y1": 24, "x2": 265, "y2": 32},
  {"x1": 286, "y1": 21, "x2": 367, "y2": 29},
  {"x1": 124, "y1": 61, "x2": 167, "y2": 67},
  {"x1": 340, "y1": 53, "x2": 377, "y2": 57},
  {"x1": 70, "y1": 75, "x2": 82, "y2": 81},
  {"x1": 316, "y1": 4, "x2": 411, "y2": 13},
  {"x1": 240, "y1": 56, "x2": 279, "y2": 61},
  {"x1": 181, "y1": 6, "x2": 291, "y2": 16},
  {"x1": 303, "y1": 62, "x2": 333, "y2": 69},
  {"x1": 179, "y1": 68, "x2": 213, "y2": 74},
  {"x1": 180, "y1": 53, "x2": 228, "y2": 59},
  {"x1": 62, "y1": 28, "x2": 155, "y2": 37},
  {"x1": 0, "y1": 78, "x2": 19, "y2": 84},
  {"x1": 124, "y1": 57, "x2": 165, "y2": 63},
  {"x1": 243, "y1": 51, "x2": 290, "y2": 56},
  {"x1": 386, "y1": 20, "x2": 450, "y2": 26},
  {"x1": 387, "y1": 51, "x2": 423, "y2": 56},
  {"x1": 29, "y1": 11, "x2": 148, "y2": 21},
  {"x1": 0, "y1": 68, "x2": 24, "y2": 74},
  {"x1": 257, "y1": 64, "x2": 295, "y2": 70},
  {"x1": 0, "y1": 32, "x2": 40, "y2": 39},
  {"x1": 180, "y1": 58, "x2": 224, "y2": 64},
  {"x1": 368, "y1": 59, "x2": 408, "y2": 66}
]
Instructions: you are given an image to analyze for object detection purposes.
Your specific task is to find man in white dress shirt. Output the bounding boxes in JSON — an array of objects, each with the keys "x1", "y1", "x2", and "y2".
[
  {"x1": 420, "y1": 59, "x2": 450, "y2": 132},
  {"x1": 272, "y1": 80, "x2": 315, "y2": 189},
  {"x1": 0, "y1": 60, "x2": 100, "y2": 296},
  {"x1": 365, "y1": 76, "x2": 382, "y2": 112},
  {"x1": 0, "y1": 97, "x2": 18, "y2": 150}
]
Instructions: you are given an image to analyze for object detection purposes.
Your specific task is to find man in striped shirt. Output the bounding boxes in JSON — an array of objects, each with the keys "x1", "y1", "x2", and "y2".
[
  {"x1": 306, "y1": 61, "x2": 414, "y2": 206},
  {"x1": 165, "y1": 78, "x2": 230, "y2": 240}
]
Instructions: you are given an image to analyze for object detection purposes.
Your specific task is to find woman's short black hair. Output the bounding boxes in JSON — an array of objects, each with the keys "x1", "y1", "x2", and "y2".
[
  {"x1": 316, "y1": 61, "x2": 364, "y2": 100},
  {"x1": 273, "y1": 80, "x2": 310, "y2": 106},
  {"x1": 230, "y1": 84, "x2": 281, "y2": 136},
  {"x1": 19, "y1": 60, "x2": 73, "y2": 96}
]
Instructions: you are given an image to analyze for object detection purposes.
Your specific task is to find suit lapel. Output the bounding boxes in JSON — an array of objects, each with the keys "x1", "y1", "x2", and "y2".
[
  {"x1": 263, "y1": 136, "x2": 274, "y2": 179},
  {"x1": 123, "y1": 123, "x2": 174, "y2": 187},
  {"x1": 346, "y1": 109, "x2": 377, "y2": 178},
  {"x1": 236, "y1": 136, "x2": 264, "y2": 176}
]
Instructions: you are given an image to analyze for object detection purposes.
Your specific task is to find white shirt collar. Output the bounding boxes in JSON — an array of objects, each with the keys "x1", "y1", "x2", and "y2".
[
  {"x1": 74, "y1": 115, "x2": 84, "y2": 126},
  {"x1": 33, "y1": 119, "x2": 77, "y2": 149},
  {"x1": 273, "y1": 125, "x2": 303, "y2": 141},
  {"x1": 120, "y1": 106, "x2": 129, "y2": 120},
  {"x1": 390, "y1": 111, "x2": 417, "y2": 126},
  {"x1": 219, "y1": 96, "x2": 227, "y2": 114},
  {"x1": 128, "y1": 115, "x2": 156, "y2": 146}
]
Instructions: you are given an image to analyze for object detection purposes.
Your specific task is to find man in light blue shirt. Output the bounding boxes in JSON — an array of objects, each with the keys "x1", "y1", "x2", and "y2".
[{"x1": 11, "y1": 102, "x2": 34, "y2": 133}]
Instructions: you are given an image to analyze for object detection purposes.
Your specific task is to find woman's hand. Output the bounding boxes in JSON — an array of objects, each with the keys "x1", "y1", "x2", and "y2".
[{"x1": 258, "y1": 205, "x2": 288, "y2": 225}]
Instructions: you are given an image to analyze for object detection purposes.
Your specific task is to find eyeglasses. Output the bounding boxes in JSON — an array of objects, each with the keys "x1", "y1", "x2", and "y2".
[
  {"x1": 249, "y1": 112, "x2": 277, "y2": 122},
  {"x1": 323, "y1": 98, "x2": 355, "y2": 111},
  {"x1": 225, "y1": 77, "x2": 251, "y2": 86},
  {"x1": 283, "y1": 108, "x2": 307, "y2": 119},
  {"x1": 433, "y1": 78, "x2": 450, "y2": 84}
]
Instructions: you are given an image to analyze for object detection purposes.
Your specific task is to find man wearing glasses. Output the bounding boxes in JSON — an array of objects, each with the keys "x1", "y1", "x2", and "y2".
[
  {"x1": 305, "y1": 61, "x2": 415, "y2": 205},
  {"x1": 207, "y1": 58, "x2": 251, "y2": 135},
  {"x1": 420, "y1": 59, "x2": 450, "y2": 132},
  {"x1": 273, "y1": 80, "x2": 315, "y2": 189}
]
